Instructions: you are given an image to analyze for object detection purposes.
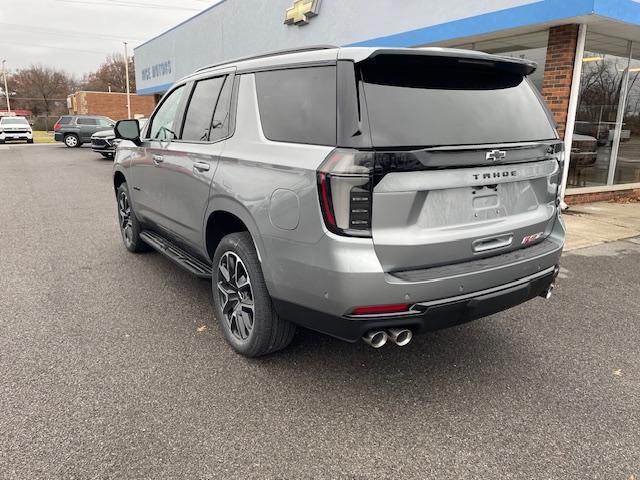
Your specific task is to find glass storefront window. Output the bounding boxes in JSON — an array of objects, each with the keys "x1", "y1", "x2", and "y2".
[
  {"x1": 444, "y1": 30, "x2": 549, "y2": 92},
  {"x1": 571, "y1": 33, "x2": 630, "y2": 187}
]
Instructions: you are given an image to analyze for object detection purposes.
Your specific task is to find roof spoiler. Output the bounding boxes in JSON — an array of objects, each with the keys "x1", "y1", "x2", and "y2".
[{"x1": 354, "y1": 48, "x2": 537, "y2": 76}]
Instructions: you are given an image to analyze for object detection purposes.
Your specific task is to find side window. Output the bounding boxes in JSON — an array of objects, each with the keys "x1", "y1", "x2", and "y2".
[
  {"x1": 77, "y1": 118, "x2": 97, "y2": 126},
  {"x1": 255, "y1": 66, "x2": 336, "y2": 145},
  {"x1": 97, "y1": 118, "x2": 113, "y2": 127},
  {"x1": 209, "y1": 76, "x2": 234, "y2": 143},
  {"x1": 181, "y1": 76, "x2": 225, "y2": 142},
  {"x1": 149, "y1": 85, "x2": 185, "y2": 141}
]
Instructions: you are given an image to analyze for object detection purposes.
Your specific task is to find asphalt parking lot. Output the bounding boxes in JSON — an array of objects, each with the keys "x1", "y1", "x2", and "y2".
[{"x1": 1, "y1": 144, "x2": 639, "y2": 479}]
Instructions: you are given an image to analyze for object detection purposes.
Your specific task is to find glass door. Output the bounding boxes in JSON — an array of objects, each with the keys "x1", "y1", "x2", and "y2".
[{"x1": 613, "y1": 46, "x2": 640, "y2": 184}]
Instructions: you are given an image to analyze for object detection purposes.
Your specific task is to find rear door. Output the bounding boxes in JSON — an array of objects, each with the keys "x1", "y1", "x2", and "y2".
[
  {"x1": 357, "y1": 53, "x2": 562, "y2": 272},
  {"x1": 155, "y1": 71, "x2": 234, "y2": 251},
  {"x1": 76, "y1": 117, "x2": 97, "y2": 142}
]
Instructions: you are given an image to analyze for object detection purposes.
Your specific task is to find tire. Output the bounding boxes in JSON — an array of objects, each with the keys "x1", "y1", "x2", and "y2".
[
  {"x1": 27, "y1": 139, "x2": 34, "y2": 144},
  {"x1": 101, "y1": 152, "x2": 114, "y2": 159},
  {"x1": 212, "y1": 232, "x2": 295, "y2": 357},
  {"x1": 64, "y1": 134, "x2": 80, "y2": 148},
  {"x1": 0, "y1": 140, "x2": 5, "y2": 144},
  {"x1": 116, "y1": 182, "x2": 149, "y2": 253}
]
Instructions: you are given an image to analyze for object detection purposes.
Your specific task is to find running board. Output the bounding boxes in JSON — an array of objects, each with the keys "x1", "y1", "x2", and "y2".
[{"x1": 139, "y1": 230, "x2": 212, "y2": 279}]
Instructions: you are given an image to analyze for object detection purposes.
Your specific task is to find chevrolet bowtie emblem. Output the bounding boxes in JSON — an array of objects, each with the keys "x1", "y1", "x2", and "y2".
[
  {"x1": 284, "y1": 0, "x2": 321, "y2": 26},
  {"x1": 486, "y1": 149, "x2": 507, "y2": 162}
]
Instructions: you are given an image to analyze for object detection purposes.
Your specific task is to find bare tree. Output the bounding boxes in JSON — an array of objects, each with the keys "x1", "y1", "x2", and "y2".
[
  {"x1": 578, "y1": 56, "x2": 626, "y2": 119},
  {"x1": 9, "y1": 65, "x2": 75, "y2": 129},
  {"x1": 82, "y1": 53, "x2": 136, "y2": 93}
]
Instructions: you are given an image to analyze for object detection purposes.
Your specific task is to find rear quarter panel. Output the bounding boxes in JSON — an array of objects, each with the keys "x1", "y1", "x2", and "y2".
[{"x1": 208, "y1": 73, "x2": 334, "y2": 297}]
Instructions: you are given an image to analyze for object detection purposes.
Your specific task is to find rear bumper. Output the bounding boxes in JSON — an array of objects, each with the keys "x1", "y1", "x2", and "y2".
[
  {"x1": 274, "y1": 266, "x2": 558, "y2": 342},
  {"x1": 54, "y1": 132, "x2": 64, "y2": 142},
  {"x1": 265, "y1": 215, "x2": 565, "y2": 340}
]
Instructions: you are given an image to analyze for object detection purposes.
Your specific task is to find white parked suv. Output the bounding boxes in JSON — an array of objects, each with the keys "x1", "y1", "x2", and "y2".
[{"x1": 0, "y1": 116, "x2": 33, "y2": 144}]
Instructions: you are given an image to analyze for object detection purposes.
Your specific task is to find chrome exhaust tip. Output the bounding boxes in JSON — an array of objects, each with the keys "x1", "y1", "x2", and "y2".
[
  {"x1": 541, "y1": 283, "x2": 555, "y2": 300},
  {"x1": 362, "y1": 330, "x2": 388, "y2": 348},
  {"x1": 387, "y1": 328, "x2": 413, "y2": 346}
]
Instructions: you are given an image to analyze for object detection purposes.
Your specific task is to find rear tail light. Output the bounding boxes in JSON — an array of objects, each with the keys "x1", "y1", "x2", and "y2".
[
  {"x1": 317, "y1": 149, "x2": 374, "y2": 237},
  {"x1": 550, "y1": 142, "x2": 564, "y2": 203},
  {"x1": 53, "y1": 122, "x2": 61, "y2": 131}
]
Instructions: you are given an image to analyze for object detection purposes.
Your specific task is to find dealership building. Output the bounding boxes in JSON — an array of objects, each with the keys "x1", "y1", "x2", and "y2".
[{"x1": 135, "y1": 0, "x2": 640, "y2": 198}]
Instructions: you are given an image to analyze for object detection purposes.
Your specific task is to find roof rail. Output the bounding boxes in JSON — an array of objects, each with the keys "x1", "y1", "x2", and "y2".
[{"x1": 195, "y1": 45, "x2": 338, "y2": 72}]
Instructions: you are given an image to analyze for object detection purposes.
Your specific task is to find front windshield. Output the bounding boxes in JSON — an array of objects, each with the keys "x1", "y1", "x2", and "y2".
[
  {"x1": 98, "y1": 118, "x2": 115, "y2": 127},
  {"x1": 1, "y1": 118, "x2": 29, "y2": 125}
]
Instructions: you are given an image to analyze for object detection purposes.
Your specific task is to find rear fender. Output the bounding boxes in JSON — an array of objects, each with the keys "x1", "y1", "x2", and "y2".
[{"x1": 203, "y1": 196, "x2": 266, "y2": 265}]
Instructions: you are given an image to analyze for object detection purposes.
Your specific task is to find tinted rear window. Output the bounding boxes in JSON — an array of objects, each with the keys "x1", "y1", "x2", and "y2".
[
  {"x1": 59, "y1": 116, "x2": 72, "y2": 125},
  {"x1": 255, "y1": 66, "x2": 336, "y2": 146},
  {"x1": 76, "y1": 117, "x2": 97, "y2": 125},
  {"x1": 359, "y1": 55, "x2": 556, "y2": 147}
]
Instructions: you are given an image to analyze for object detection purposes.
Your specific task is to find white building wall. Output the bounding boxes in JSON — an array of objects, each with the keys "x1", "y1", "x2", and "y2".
[{"x1": 134, "y1": 0, "x2": 538, "y2": 93}]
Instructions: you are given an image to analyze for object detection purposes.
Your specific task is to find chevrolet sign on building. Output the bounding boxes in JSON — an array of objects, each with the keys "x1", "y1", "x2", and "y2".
[
  {"x1": 134, "y1": 0, "x2": 640, "y2": 198},
  {"x1": 284, "y1": 0, "x2": 321, "y2": 26}
]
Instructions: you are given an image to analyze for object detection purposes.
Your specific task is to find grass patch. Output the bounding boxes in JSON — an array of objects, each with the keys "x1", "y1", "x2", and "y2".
[{"x1": 33, "y1": 131, "x2": 55, "y2": 144}]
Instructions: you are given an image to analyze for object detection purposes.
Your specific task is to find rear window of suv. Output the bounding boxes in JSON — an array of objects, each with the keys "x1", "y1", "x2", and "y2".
[
  {"x1": 255, "y1": 66, "x2": 336, "y2": 146},
  {"x1": 358, "y1": 54, "x2": 556, "y2": 148},
  {"x1": 58, "y1": 116, "x2": 73, "y2": 125}
]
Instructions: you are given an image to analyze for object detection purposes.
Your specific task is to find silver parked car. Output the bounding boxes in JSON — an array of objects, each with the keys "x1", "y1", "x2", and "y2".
[
  {"x1": 113, "y1": 46, "x2": 565, "y2": 357},
  {"x1": 91, "y1": 119, "x2": 148, "y2": 159}
]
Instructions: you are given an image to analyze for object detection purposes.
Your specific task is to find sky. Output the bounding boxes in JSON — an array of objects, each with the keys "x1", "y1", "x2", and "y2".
[{"x1": 0, "y1": 0, "x2": 222, "y2": 78}]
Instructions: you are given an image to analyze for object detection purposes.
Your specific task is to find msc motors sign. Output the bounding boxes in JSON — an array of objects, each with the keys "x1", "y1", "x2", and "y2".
[{"x1": 141, "y1": 60, "x2": 172, "y2": 82}]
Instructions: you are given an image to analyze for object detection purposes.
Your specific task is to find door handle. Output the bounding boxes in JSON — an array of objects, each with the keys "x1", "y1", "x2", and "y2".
[
  {"x1": 472, "y1": 234, "x2": 513, "y2": 253},
  {"x1": 152, "y1": 154, "x2": 164, "y2": 164},
  {"x1": 193, "y1": 161, "x2": 210, "y2": 172}
]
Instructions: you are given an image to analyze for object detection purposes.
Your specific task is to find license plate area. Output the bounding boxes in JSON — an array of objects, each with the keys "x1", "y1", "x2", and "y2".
[{"x1": 371, "y1": 160, "x2": 559, "y2": 271}]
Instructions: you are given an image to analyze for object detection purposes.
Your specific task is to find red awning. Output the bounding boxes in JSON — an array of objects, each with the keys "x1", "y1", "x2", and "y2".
[{"x1": 0, "y1": 109, "x2": 33, "y2": 116}]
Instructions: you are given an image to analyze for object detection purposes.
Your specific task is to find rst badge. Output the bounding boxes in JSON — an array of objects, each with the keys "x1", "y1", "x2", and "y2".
[{"x1": 521, "y1": 232, "x2": 545, "y2": 246}]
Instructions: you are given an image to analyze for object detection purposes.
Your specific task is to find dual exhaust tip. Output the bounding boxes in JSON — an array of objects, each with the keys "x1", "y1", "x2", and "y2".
[
  {"x1": 363, "y1": 282, "x2": 556, "y2": 348},
  {"x1": 363, "y1": 328, "x2": 412, "y2": 348}
]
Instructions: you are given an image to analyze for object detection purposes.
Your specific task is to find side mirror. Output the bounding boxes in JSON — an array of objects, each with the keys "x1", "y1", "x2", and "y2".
[{"x1": 115, "y1": 119, "x2": 141, "y2": 145}]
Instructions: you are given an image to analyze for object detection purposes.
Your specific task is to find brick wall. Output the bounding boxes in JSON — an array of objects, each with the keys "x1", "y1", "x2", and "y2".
[
  {"x1": 68, "y1": 91, "x2": 156, "y2": 120},
  {"x1": 542, "y1": 24, "x2": 579, "y2": 139}
]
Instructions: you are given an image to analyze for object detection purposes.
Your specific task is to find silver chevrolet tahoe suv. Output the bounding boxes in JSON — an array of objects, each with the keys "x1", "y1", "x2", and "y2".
[{"x1": 113, "y1": 46, "x2": 565, "y2": 357}]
